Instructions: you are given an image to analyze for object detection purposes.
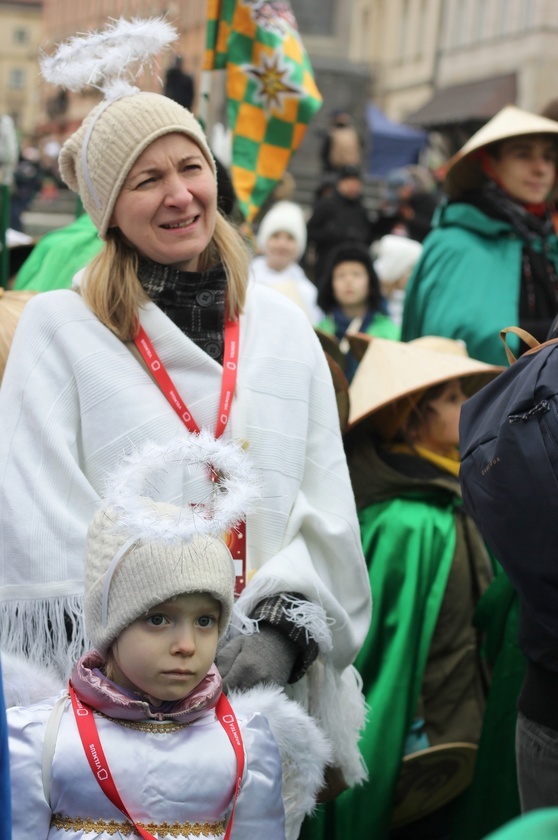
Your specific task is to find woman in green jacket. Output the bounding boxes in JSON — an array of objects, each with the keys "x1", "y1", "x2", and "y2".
[{"x1": 402, "y1": 106, "x2": 558, "y2": 365}]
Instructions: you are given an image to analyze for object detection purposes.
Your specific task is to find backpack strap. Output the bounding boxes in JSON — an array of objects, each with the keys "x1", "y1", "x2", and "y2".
[
  {"x1": 41, "y1": 693, "x2": 69, "y2": 807},
  {"x1": 499, "y1": 326, "x2": 540, "y2": 365}
]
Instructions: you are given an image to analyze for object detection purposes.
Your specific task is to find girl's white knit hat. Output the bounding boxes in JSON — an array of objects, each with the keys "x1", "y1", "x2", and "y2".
[
  {"x1": 59, "y1": 92, "x2": 216, "y2": 238},
  {"x1": 84, "y1": 505, "x2": 235, "y2": 655},
  {"x1": 256, "y1": 200, "x2": 307, "y2": 261}
]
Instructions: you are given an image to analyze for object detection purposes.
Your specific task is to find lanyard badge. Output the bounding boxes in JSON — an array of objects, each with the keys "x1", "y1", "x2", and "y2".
[{"x1": 134, "y1": 318, "x2": 247, "y2": 594}]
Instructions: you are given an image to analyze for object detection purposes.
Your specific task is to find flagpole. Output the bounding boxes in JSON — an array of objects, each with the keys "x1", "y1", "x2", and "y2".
[
  {"x1": 197, "y1": 69, "x2": 212, "y2": 132},
  {"x1": 0, "y1": 115, "x2": 19, "y2": 288}
]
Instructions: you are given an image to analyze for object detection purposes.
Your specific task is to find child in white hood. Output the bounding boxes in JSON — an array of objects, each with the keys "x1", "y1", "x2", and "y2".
[{"x1": 252, "y1": 200, "x2": 322, "y2": 324}]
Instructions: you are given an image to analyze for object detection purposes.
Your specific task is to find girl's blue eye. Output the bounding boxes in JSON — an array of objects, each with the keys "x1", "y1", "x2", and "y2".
[
  {"x1": 197, "y1": 615, "x2": 215, "y2": 628},
  {"x1": 147, "y1": 614, "x2": 168, "y2": 626}
]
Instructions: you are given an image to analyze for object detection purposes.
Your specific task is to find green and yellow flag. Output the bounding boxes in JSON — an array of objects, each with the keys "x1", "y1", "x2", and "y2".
[{"x1": 204, "y1": 0, "x2": 322, "y2": 222}]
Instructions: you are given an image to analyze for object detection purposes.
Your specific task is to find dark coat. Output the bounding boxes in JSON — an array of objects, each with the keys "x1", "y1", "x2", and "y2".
[{"x1": 307, "y1": 189, "x2": 373, "y2": 283}]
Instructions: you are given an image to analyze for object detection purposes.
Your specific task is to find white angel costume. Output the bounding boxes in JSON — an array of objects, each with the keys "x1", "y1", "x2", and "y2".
[{"x1": 8, "y1": 655, "x2": 286, "y2": 840}]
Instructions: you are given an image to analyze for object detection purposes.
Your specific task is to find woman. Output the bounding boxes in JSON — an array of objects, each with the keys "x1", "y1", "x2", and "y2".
[
  {"x1": 402, "y1": 106, "x2": 558, "y2": 365},
  {"x1": 0, "y1": 22, "x2": 370, "y2": 802}
]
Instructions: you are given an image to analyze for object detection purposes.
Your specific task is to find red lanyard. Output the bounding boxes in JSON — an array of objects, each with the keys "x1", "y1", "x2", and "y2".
[
  {"x1": 69, "y1": 684, "x2": 245, "y2": 840},
  {"x1": 134, "y1": 317, "x2": 247, "y2": 595},
  {"x1": 134, "y1": 316, "x2": 239, "y2": 439}
]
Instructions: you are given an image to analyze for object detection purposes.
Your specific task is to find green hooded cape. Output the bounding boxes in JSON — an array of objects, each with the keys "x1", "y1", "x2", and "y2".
[{"x1": 402, "y1": 201, "x2": 558, "y2": 366}]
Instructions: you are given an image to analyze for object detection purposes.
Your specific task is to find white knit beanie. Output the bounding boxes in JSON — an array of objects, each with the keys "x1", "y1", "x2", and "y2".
[
  {"x1": 373, "y1": 235, "x2": 423, "y2": 285},
  {"x1": 84, "y1": 502, "x2": 235, "y2": 655},
  {"x1": 256, "y1": 200, "x2": 307, "y2": 261},
  {"x1": 59, "y1": 91, "x2": 216, "y2": 238}
]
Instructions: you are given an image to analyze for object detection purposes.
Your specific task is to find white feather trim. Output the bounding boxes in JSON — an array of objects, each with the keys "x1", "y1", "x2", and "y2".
[
  {"x1": 103, "y1": 431, "x2": 262, "y2": 543},
  {"x1": 229, "y1": 685, "x2": 332, "y2": 840},
  {"x1": 2, "y1": 651, "x2": 65, "y2": 708},
  {"x1": 291, "y1": 659, "x2": 369, "y2": 788},
  {"x1": 40, "y1": 17, "x2": 178, "y2": 100}
]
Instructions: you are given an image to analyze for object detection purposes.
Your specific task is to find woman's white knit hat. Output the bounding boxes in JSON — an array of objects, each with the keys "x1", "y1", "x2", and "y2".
[
  {"x1": 84, "y1": 505, "x2": 235, "y2": 655},
  {"x1": 373, "y1": 235, "x2": 423, "y2": 285},
  {"x1": 59, "y1": 92, "x2": 216, "y2": 238},
  {"x1": 256, "y1": 200, "x2": 307, "y2": 261}
]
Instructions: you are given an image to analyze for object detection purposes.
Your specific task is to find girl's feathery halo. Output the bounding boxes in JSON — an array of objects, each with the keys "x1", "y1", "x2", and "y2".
[
  {"x1": 40, "y1": 17, "x2": 178, "y2": 100},
  {"x1": 104, "y1": 431, "x2": 262, "y2": 543}
]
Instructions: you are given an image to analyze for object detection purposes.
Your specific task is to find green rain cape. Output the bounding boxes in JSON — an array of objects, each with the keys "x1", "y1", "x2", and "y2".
[
  {"x1": 301, "y1": 438, "x2": 522, "y2": 840},
  {"x1": 14, "y1": 213, "x2": 102, "y2": 292}
]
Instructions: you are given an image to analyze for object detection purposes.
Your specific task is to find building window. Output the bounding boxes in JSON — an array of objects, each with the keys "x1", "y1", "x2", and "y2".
[
  {"x1": 475, "y1": 0, "x2": 490, "y2": 39},
  {"x1": 9, "y1": 68, "x2": 26, "y2": 89},
  {"x1": 522, "y1": 0, "x2": 535, "y2": 27},
  {"x1": 399, "y1": 0, "x2": 411, "y2": 61},
  {"x1": 416, "y1": 0, "x2": 428, "y2": 57},
  {"x1": 453, "y1": 0, "x2": 467, "y2": 47},
  {"x1": 13, "y1": 27, "x2": 29, "y2": 44}
]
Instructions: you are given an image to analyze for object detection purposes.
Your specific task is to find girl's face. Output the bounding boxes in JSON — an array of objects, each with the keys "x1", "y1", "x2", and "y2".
[
  {"x1": 412, "y1": 379, "x2": 467, "y2": 455},
  {"x1": 265, "y1": 231, "x2": 299, "y2": 272},
  {"x1": 110, "y1": 133, "x2": 217, "y2": 271},
  {"x1": 110, "y1": 592, "x2": 220, "y2": 707},
  {"x1": 331, "y1": 260, "x2": 369, "y2": 309},
  {"x1": 489, "y1": 137, "x2": 557, "y2": 204}
]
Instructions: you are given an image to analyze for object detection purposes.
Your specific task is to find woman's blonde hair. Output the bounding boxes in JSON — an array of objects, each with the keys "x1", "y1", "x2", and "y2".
[{"x1": 82, "y1": 212, "x2": 251, "y2": 341}]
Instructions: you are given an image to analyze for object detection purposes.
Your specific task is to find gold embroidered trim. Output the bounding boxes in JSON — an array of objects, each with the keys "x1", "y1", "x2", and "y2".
[
  {"x1": 50, "y1": 814, "x2": 226, "y2": 836},
  {"x1": 95, "y1": 710, "x2": 193, "y2": 733}
]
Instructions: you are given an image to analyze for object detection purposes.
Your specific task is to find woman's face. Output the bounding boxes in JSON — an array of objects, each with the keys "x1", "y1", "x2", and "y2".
[
  {"x1": 111, "y1": 133, "x2": 217, "y2": 271},
  {"x1": 488, "y1": 137, "x2": 557, "y2": 204},
  {"x1": 412, "y1": 378, "x2": 467, "y2": 455}
]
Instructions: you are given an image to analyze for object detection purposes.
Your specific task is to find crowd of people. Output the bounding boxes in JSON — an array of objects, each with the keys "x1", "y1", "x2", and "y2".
[{"x1": 3, "y1": 15, "x2": 558, "y2": 840}]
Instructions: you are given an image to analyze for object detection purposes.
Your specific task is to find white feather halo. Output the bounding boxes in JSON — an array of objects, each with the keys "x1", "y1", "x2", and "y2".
[
  {"x1": 103, "y1": 431, "x2": 262, "y2": 543},
  {"x1": 40, "y1": 17, "x2": 178, "y2": 100}
]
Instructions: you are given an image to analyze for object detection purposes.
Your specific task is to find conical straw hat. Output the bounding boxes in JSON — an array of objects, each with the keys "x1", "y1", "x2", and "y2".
[
  {"x1": 346, "y1": 332, "x2": 372, "y2": 363},
  {"x1": 314, "y1": 327, "x2": 346, "y2": 372},
  {"x1": 0, "y1": 289, "x2": 36, "y2": 382},
  {"x1": 347, "y1": 336, "x2": 502, "y2": 434},
  {"x1": 326, "y1": 354, "x2": 350, "y2": 432},
  {"x1": 444, "y1": 105, "x2": 558, "y2": 198}
]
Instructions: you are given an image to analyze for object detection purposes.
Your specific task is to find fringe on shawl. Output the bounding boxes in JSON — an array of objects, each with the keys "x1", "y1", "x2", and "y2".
[
  {"x1": 0, "y1": 595, "x2": 87, "y2": 682},
  {"x1": 290, "y1": 659, "x2": 369, "y2": 787},
  {"x1": 230, "y1": 575, "x2": 333, "y2": 653}
]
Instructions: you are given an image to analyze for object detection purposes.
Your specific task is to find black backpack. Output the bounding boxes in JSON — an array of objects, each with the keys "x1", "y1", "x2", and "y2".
[{"x1": 459, "y1": 327, "x2": 558, "y2": 641}]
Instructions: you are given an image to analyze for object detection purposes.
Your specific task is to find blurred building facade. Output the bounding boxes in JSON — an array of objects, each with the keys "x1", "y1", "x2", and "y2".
[
  {"x1": 40, "y1": 0, "x2": 206, "y2": 136},
  {"x1": 0, "y1": 0, "x2": 43, "y2": 136},
  {"x1": 349, "y1": 0, "x2": 558, "y2": 152}
]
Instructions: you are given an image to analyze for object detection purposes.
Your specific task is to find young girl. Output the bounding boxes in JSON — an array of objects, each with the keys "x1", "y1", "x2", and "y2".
[
  {"x1": 6, "y1": 438, "x2": 293, "y2": 840},
  {"x1": 316, "y1": 243, "x2": 399, "y2": 381}
]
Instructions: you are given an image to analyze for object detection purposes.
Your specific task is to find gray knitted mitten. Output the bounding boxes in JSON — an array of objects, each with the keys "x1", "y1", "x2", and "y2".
[{"x1": 216, "y1": 623, "x2": 298, "y2": 692}]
